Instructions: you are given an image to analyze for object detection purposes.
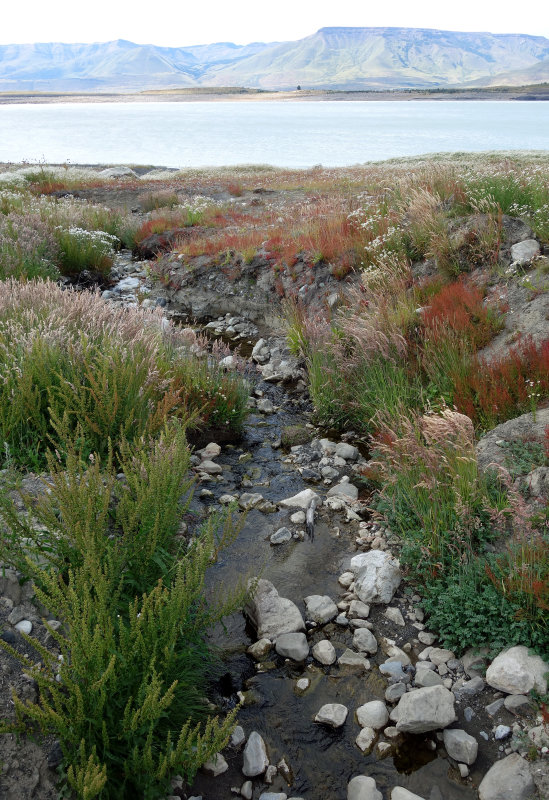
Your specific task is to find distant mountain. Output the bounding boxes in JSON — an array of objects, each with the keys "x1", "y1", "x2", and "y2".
[{"x1": 1, "y1": 27, "x2": 549, "y2": 92}]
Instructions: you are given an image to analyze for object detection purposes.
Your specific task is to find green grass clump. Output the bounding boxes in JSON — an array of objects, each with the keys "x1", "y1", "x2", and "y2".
[
  {"x1": 0, "y1": 425, "x2": 245, "y2": 799},
  {"x1": 0, "y1": 212, "x2": 60, "y2": 280},
  {"x1": 0, "y1": 280, "x2": 248, "y2": 470},
  {"x1": 53, "y1": 226, "x2": 118, "y2": 275}
]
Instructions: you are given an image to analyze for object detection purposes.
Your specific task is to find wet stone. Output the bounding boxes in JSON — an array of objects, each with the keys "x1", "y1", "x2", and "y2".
[{"x1": 315, "y1": 702, "x2": 348, "y2": 728}]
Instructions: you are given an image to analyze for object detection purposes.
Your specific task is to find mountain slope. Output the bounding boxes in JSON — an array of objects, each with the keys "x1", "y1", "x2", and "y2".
[{"x1": 0, "y1": 28, "x2": 548, "y2": 92}]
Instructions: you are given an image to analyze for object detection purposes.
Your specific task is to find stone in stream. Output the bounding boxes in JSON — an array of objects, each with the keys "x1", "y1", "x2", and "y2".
[
  {"x1": 356, "y1": 701, "x2": 389, "y2": 730},
  {"x1": 314, "y1": 703, "x2": 348, "y2": 728},
  {"x1": 478, "y1": 753, "x2": 534, "y2": 800},
  {"x1": 275, "y1": 632, "x2": 309, "y2": 661},
  {"x1": 347, "y1": 775, "x2": 382, "y2": 800},
  {"x1": 355, "y1": 726, "x2": 376, "y2": 754},
  {"x1": 279, "y1": 489, "x2": 320, "y2": 509},
  {"x1": 326, "y1": 481, "x2": 359, "y2": 501},
  {"x1": 350, "y1": 551, "x2": 401, "y2": 604},
  {"x1": 394, "y1": 686, "x2": 457, "y2": 733},
  {"x1": 304, "y1": 594, "x2": 338, "y2": 624},
  {"x1": 335, "y1": 442, "x2": 359, "y2": 461},
  {"x1": 352, "y1": 628, "x2": 378, "y2": 654},
  {"x1": 241, "y1": 782, "x2": 253, "y2": 800},
  {"x1": 245, "y1": 579, "x2": 305, "y2": 641},
  {"x1": 247, "y1": 638, "x2": 273, "y2": 660},
  {"x1": 312, "y1": 639, "x2": 337, "y2": 665},
  {"x1": 198, "y1": 459, "x2": 222, "y2": 475},
  {"x1": 485, "y1": 645, "x2": 548, "y2": 694},
  {"x1": 242, "y1": 731, "x2": 269, "y2": 777},
  {"x1": 270, "y1": 527, "x2": 292, "y2": 545},
  {"x1": 443, "y1": 729, "x2": 478, "y2": 764},
  {"x1": 230, "y1": 726, "x2": 246, "y2": 747},
  {"x1": 197, "y1": 442, "x2": 221, "y2": 459},
  {"x1": 258, "y1": 794, "x2": 287, "y2": 800}
]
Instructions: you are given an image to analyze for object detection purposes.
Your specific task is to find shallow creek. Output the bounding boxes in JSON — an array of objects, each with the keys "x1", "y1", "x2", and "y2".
[{"x1": 184, "y1": 382, "x2": 484, "y2": 800}]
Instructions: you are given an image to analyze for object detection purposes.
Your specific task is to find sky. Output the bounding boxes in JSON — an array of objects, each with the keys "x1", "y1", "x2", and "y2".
[{"x1": 3, "y1": 0, "x2": 548, "y2": 46}]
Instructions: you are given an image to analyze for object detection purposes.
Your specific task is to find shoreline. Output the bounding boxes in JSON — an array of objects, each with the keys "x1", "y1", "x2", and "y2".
[{"x1": 1, "y1": 86, "x2": 548, "y2": 104}]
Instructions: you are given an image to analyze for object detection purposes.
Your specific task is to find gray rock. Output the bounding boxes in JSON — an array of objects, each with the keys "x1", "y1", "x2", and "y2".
[
  {"x1": 415, "y1": 666, "x2": 444, "y2": 688},
  {"x1": 485, "y1": 698, "x2": 505, "y2": 717},
  {"x1": 270, "y1": 527, "x2": 292, "y2": 545},
  {"x1": 335, "y1": 613, "x2": 349, "y2": 626},
  {"x1": 494, "y1": 725, "x2": 512, "y2": 740},
  {"x1": 395, "y1": 686, "x2": 457, "y2": 733},
  {"x1": 443, "y1": 729, "x2": 478, "y2": 765},
  {"x1": 350, "y1": 551, "x2": 401, "y2": 604},
  {"x1": 202, "y1": 752, "x2": 228, "y2": 776},
  {"x1": 503, "y1": 694, "x2": 534, "y2": 717},
  {"x1": 295, "y1": 678, "x2": 310, "y2": 692},
  {"x1": 275, "y1": 632, "x2": 309, "y2": 661},
  {"x1": 379, "y1": 661, "x2": 407, "y2": 682},
  {"x1": 312, "y1": 639, "x2": 337, "y2": 665},
  {"x1": 355, "y1": 726, "x2": 376, "y2": 753},
  {"x1": 245, "y1": 579, "x2": 305, "y2": 641},
  {"x1": 199, "y1": 459, "x2": 223, "y2": 475},
  {"x1": 241, "y1": 781, "x2": 253, "y2": 800},
  {"x1": 247, "y1": 638, "x2": 273, "y2": 660},
  {"x1": 326, "y1": 481, "x2": 359, "y2": 501},
  {"x1": 99, "y1": 166, "x2": 138, "y2": 178},
  {"x1": 385, "y1": 607, "x2": 405, "y2": 626},
  {"x1": 524, "y1": 466, "x2": 549, "y2": 499},
  {"x1": 116, "y1": 276, "x2": 141, "y2": 292},
  {"x1": 510, "y1": 239, "x2": 540, "y2": 265},
  {"x1": 258, "y1": 794, "x2": 287, "y2": 800},
  {"x1": 356, "y1": 701, "x2": 389, "y2": 730},
  {"x1": 242, "y1": 731, "x2": 269, "y2": 777},
  {"x1": 385, "y1": 682, "x2": 406, "y2": 703},
  {"x1": 257, "y1": 398, "x2": 274, "y2": 414},
  {"x1": 338, "y1": 649, "x2": 370, "y2": 672},
  {"x1": 476, "y1": 409, "x2": 549, "y2": 473},
  {"x1": 347, "y1": 775, "x2": 382, "y2": 800},
  {"x1": 348, "y1": 599, "x2": 370, "y2": 619},
  {"x1": 486, "y1": 645, "x2": 548, "y2": 695},
  {"x1": 453, "y1": 675, "x2": 484, "y2": 698},
  {"x1": 352, "y1": 628, "x2": 378, "y2": 654},
  {"x1": 478, "y1": 753, "x2": 534, "y2": 800},
  {"x1": 315, "y1": 703, "x2": 348, "y2": 728},
  {"x1": 429, "y1": 648, "x2": 454, "y2": 666},
  {"x1": 14, "y1": 620, "x2": 32, "y2": 635},
  {"x1": 279, "y1": 489, "x2": 320, "y2": 509},
  {"x1": 335, "y1": 442, "x2": 359, "y2": 461},
  {"x1": 239, "y1": 492, "x2": 265, "y2": 510},
  {"x1": 304, "y1": 594, "x2": 338, "y2": 624}
]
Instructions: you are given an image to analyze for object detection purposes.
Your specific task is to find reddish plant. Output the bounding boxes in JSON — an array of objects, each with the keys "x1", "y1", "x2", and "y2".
[{"x1": 421, "y1": 278, "x2": 502, "y2": 349}]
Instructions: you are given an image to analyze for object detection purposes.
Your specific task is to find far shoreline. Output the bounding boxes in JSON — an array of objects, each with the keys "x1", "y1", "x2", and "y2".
[{"x1": 1, "y1": 85, "x2": 548, "y2": 104}]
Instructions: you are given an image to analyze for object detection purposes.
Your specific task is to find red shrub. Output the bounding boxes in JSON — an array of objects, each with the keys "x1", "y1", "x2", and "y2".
[{"x1": 422, "y1": 278, "x2": 502, "y2": 349}]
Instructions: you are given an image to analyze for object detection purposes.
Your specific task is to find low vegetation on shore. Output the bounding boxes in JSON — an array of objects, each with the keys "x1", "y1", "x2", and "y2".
[{"x1": 0, "y1": 152, "x2": 548, "y2": 797}]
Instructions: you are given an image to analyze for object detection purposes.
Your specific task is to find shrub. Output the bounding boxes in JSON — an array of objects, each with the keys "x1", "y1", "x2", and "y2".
[
  {"x1": 0, "y1": 426, "x2": 244, "y2": 799},
  {"x1": 0, "y1": 280, "x2": 248, "y2": 469},
  {"x1": 54, "y1": 226, "x2": 117, "y2": 275},
  {"x1": 138, "y1": 190, "x2": 180, "y2": 212}
]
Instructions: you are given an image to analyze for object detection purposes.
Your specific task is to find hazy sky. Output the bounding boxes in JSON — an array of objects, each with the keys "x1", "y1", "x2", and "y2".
[{"x1": 4, "y1": 0, "x2": 548, "y2": 45}]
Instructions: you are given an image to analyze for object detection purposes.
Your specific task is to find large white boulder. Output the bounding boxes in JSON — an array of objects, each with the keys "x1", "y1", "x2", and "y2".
[
  {"x1": 245, "y1": 579, "x2": 305, "y2": 641},
  {"x1": 486, "y1": 646, "x2": 548, "y2": 695},
  {"x1": 347, "y1": 775, "x2": 382, "y2": 800},
  {"x1": 314, "y1": 703, "x2": 348, "y2": 728},
  {"x1": 350, "y1": 551, "x2": 401, "y2": 604},
  {"x1": 478, "y1": 753, "x2": 534, "y2": 800},
  {"x1": 395, "y1": 686, "x2": 456, "y2": 733},
  {"x1": 242, "y1": 731, "x2": 269, "y2": 777}
]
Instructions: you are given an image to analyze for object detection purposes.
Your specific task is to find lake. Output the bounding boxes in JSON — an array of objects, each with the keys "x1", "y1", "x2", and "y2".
[{"x1": 0, "y1": 100, "x2": 547, "y2": 168}]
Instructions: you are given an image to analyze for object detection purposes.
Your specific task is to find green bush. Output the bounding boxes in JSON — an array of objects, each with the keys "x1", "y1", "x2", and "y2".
[
  {"x1": 0, "y1": 425, "x2": 245, "y2": 799},
  {"x1": 53, "y1": 226, "x2": 117, "y2": 275}
]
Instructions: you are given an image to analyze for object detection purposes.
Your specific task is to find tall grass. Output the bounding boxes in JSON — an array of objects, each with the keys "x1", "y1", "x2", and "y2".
[{"x1": 0, "y1": 280, "x2": 248, "y2": 469}]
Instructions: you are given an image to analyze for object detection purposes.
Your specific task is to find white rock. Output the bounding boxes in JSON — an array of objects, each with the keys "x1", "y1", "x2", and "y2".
[
  {"x1": 275, "y1": 632, "x2": 309, "y2": 661},
  {"x1": 326, "y1": 481, "x2": 359, "y2": 501},
  {"x1": 429, "y1": 647, "x2": 454, "y2": 666},
  {"x1": 348, "y1": 599, "x2": 370, "y2": 619},
  {"x1": 199, "y1": 459, "x2": 222, "y2": 475},
  {"x1": 356, "y1": 701, "x2": 389, "y2": 730},
  {"x1": 14, "y1": 620, "x2": 32, "y2": 635},
  {"x1": 350, "y1": 551, "x2": 401, "y2": 605},
  {"x1": 478, "y1": 753, "x2": 534, "y2": 800},
  {"x1": 258, "y1": 794, "x2": 287, "y2": 800},
  {"x1": 391, "y1": 789, "x2": 426, "y2": 800},
  {"x1": 312, "y1": 639, "x2": 337, "y2": 665},
  {"x1": 347, "y1": 775, "x2": 382, "y2": 800},
  {"x1": 486, "y1": 646, "x2": 548, "y2": 695},
  {"x1": 116, "y1": 276, "x2": 141, "y2": 291},
  {"x1": 245, "y1": 579, "x2": 305, "y2": 641},
  {"x1": 315, "y1": 703, "x2": 348, "y2": 728},
  {"x1": 304, "y1": 594, "x2": 338, "y2": 624},
  {"x1": 230, "y1": 726, "x2": 246, "y2": 747},
  {"x1": 247, "y1": 638, "x2": 273, "y2": 660},
  {"x1": 338, "y1": 571, "x2": 355, "y2": 588},
  {"x1": 355, "y1": 726, "x2": 376, "y2": 753},
  {"x1": 338, "y1": 649, "x2": 370, "y2": 672},
  {"x1": 242, "y1": 731, "x2": 269, "y2": 777},
  {"x1": 241, "y1": 781, "x2": 253, "y2": 800},
  {"x1": 510, "y1": 239, "x2": 540, "y2": 265},
  {"x1": 296, "y1": 678, "x2": 310, "y2": 692},
  {"x1": 198, "y1": 442, "x2": 221, "y2": 459},
  {"x1": 395, "y1": 686, "x2": 457, "y2": 733},
  {"x1": 279, "y1": 489, "x2": 320, "y2": 510},
  {"x1": 290, "y1": 511, "x2": 306, "y2": 524},
  {"x1": 335, "y1": 442, "x2": 359, "y2": 461},
  {"x1": 443, "y1": 728, "x2": 478, "y2": 764},
  {"x1": 202, "y1": 752, "x2": 228, "y2": 776},
  {"x1": 352, "y1": 628, "x2": 378, "y2": 654}
]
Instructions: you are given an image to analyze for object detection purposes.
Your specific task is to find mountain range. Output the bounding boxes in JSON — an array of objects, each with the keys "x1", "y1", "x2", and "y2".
[{"x1": 1, "y1": 27, "x2": 549, "y2": 92}]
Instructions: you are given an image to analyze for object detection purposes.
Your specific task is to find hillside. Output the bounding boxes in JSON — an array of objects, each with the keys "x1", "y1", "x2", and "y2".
[{"x1": 1, "y1": 27, "x2": 549, "y2": 91}]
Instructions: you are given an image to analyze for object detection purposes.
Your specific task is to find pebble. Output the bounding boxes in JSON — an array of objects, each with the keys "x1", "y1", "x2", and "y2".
[
  {"x1": 270, "y1": 527, "x2": 293, "y2": 545},
  {"x1": 494, "y1": 725, "x2": 512, "y2": 740},
  {"x1": 314, "y1": 703, "x2": 348, "y2": 728},
  {"x1": 14, "y1": 619, "x2": 32, "y2": 635}
]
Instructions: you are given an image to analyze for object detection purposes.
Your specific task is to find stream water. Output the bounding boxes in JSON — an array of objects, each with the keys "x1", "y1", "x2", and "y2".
[{"x1": 182, "y1": 375, "x2": 486, "y2": 800}]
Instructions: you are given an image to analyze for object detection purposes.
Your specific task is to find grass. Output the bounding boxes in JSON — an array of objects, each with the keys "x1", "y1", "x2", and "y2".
[{"x1": 0, "y1": 280, "x2": 248, "y2": 470}]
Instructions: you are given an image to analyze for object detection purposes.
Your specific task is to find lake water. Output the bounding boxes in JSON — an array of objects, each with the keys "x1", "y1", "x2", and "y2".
[{"x1": 0, "y1": 100, "x2": 547, "y2": 168}]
